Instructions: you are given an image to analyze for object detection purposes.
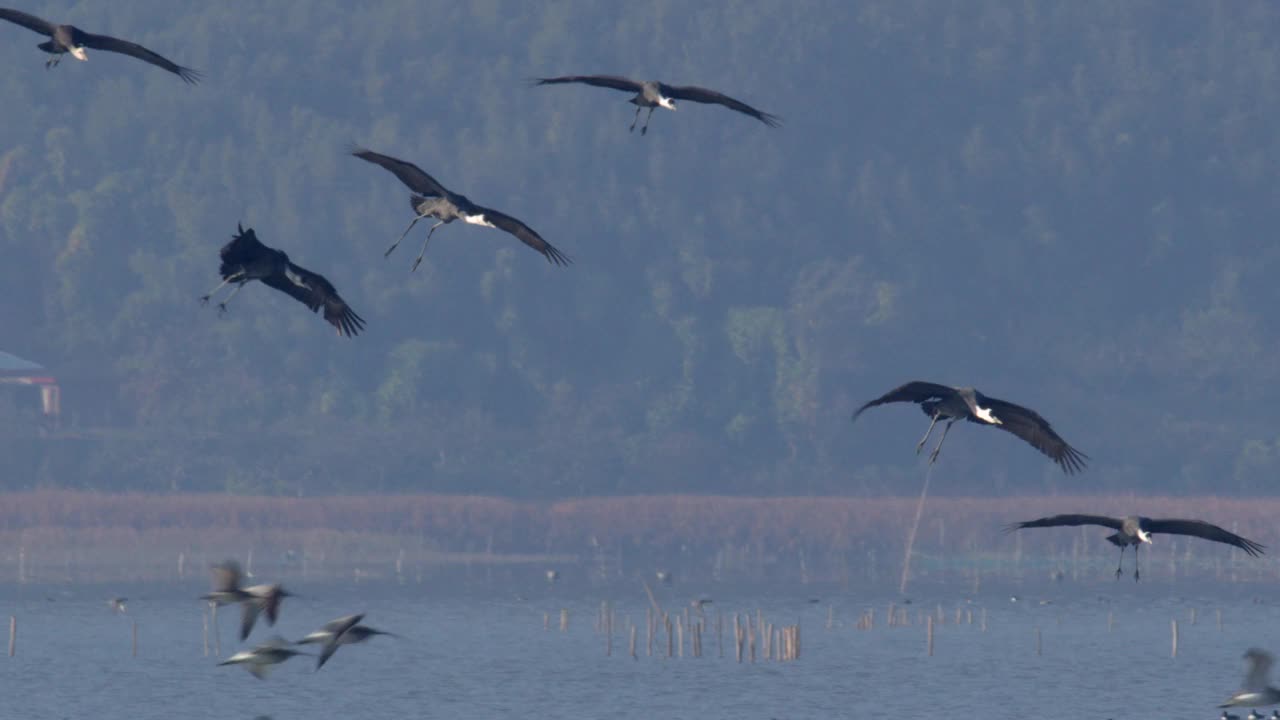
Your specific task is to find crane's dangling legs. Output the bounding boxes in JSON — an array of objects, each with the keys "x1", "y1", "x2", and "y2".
[
  {"x1": 640, "y1": 107, "x2": 656, "y2": 135},
  {"x1": 387, "y1": 211, "x2": 433, "y2": 258},
  {"x1": 1114, "y1": 545, "x2": 1126, "y2": 579},
  {"x1": 629, "y1": 106, "x2": 643, "y2": 133},
  {"x1": 927, "y1": 419, "x2": 957, "y2": 464},
  {"x1": 411, "y1": 221, "x2": 445, "y2": 273},
  {"x1": 915, "y1": 414, "x2": 940, "y2": 454},
  {"x1": 216, "y1": 282, "x2": 247, "y2": 315},
  {"x1": 1133, "y1": 543, "x2": 1141, "y2": 582},
  {"x1": 200, "y1": 271, "x2": 245, "y2": 305}
]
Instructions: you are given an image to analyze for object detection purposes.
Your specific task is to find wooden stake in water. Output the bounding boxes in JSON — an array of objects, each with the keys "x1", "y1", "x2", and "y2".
[
  {"x1": 212, "y1": 604, "x2": 222, "y2": 657},
  {"x1": 560, "y1": 608, "x2": 569, "y2": 632},
  {"x1": 926, "y1": 615, "x2": 934, "y2": 656},
  {"x1": 7, "y1": 616, "x2": 14, "y2": 657},
  {"x1": 1217, "y1": 608, "x2": 1223, "y2": 632},
  {"x1": 630, "y1": 625, "x2": 637, "y2": 660},
  {"x1": 1171, "y1": 619, "x2": 1178, "y2": 658},
  {"x1": 1035, "y1": 627, "x2": 1042, "y2": 656},
  {"x1": 1107, "y1": 611, "x2": 1113, "y2": 633},
  {"x1": 202, "y1": 609, "x2": 209, "y2": 657},
  {"x1": 132, "y1": 621, "x2": 138, "y2": 658}
]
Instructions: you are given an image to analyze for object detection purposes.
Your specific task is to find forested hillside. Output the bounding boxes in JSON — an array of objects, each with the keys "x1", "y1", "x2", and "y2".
[{"x1": 2, "y1": 1, "x2": 1279, "y2": 497}]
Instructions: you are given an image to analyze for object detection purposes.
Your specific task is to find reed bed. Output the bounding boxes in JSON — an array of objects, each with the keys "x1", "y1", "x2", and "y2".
[{"x1": 0, "y1": 491, "x2": 1274, "y2": 583}]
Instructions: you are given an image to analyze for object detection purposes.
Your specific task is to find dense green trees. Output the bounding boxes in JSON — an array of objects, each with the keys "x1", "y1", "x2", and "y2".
[{"x1": 2, "y1": 1, "x2": 1280, "y2": 496}]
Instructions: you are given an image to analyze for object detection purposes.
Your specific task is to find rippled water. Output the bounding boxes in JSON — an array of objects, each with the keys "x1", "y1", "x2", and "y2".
[{"x1": 0, "y1": 577, "x2": 1272, "y2": 720}]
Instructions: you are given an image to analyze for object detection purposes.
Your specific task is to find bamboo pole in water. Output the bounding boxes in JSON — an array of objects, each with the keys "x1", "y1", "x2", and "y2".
[
  {"x1": 737, "y1": 609, "x2": 747, "y2": 661},
  {"x1": 665, "y1": 615, "x2": 673, "y2": 658},
  {"x1": 560, "y1": 608, "x2": 569, "y2": 632},
  {"x1": 630, "y1": 625, "x2": 637, "y2": 660},
  {"x1": 717, "y1": 610, "x2": 724, "y2": 658},
  {"x1": 647, "y1": 608, "x2": 654, "y2": 657},
  {"x1": 1190, "y1": 608, "x2": 1197, "y2": 625},
  {"x1": 543, "y1": 612, "x2": 549, "y2": 630},
  {"x1": 132, "y1": 621, "x2": 138, "y2": 657},
  {"x1": 748, "y1": 620, "x2": 756, "y2": 663},
  {"x1": 202, "y1": 609, "x2": 209, "y2": 657},
  {"x1": 1035, "y1": 627, "x2": 1042, "y2": 656},
  {"x1": 1217, "y1": 608, "x2": 1223, "y2": 632},
  {"x1": 676, "y1": 616, "x2": 684, "y2": 659},
  {"x1": 1171, "y1": 620, "x2": 1178, "y2": 658},
  {"x1": 212, "y1": 604, "x2": 222, "y2": 657},
  {"x1": 927, "y1": 615, "x2": 934, "y2": 656},
  {"x1": 605, "y1": 604, "x2": 612, "y2": 657},
  {"x1": 8, "y1": 616, "x2": 14, "y2": 657},
  {"x1": 981, "y1": 608, "x2": 987, "y2": 632},
  {"x1": 1107, "y1": 611, "x2": 1113, "y2": 633}
]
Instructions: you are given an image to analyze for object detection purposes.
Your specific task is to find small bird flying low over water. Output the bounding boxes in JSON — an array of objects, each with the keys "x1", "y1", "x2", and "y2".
[
  {"x1": 296, "y1": 613, "x2": 365, "y2": 670},
  {"x1": 239, "y1": 583, "x2": 295, "y2": 642},
  {"x1": 851, "y1": 381, "x2": 1087, "y2": 474},
  {"x1": 351, "y1": 147, "x2": 571, "y2": 271},
  {"x1": 533, "y1": 75, "x2": 781, "y2": 134},
  {"x1": 0, "y1": 8, "x2": 200, "y2": 83},
  {"x1": 200, "y1": 560, "x2": 251, "y2": 607},
  {"x1": 218, "y1": 637, "x2": 308, "y2": 680},
  {"x1": 1005, "y1": 514, "x2": 1264, "y2": 581},
  {"x1": 298, "y1": 613, "x2": 397, "y2": 670},
  {"x1": 200, "y1": 224, "x2": 365, "y2": 337},
  {"x1": 1222, "y1": 649, "x2": 1280, "y2": 709}
]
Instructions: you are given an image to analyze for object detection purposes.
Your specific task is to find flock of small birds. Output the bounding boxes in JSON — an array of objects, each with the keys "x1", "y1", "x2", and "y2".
[
  {"x1": 3, "y1": 4, "x2": 1277, "y2": 716},
  {"x1": 200, "y1": 560, "x2": 396, "y2": 680}
]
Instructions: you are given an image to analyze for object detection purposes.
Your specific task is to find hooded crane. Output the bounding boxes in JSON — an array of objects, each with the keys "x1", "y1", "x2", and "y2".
[
  {"x1": 351, "y1": 147, "x2": 571, "y2": 271},
  {"x1": 1222, "y1": 649, "x2": 1280, "y2": 709},
  {"x1": 851, "y1": 381, "x2": 1087, "y2": 474},
  {"x1": 533, "y1": 75, "x2": 781, "y2": 135},
  {"x1": 200, "y1": 225, "x2": 365, "y2": 338},
  {"x1": 0, "y1": 8, "x2": 200, "y2": 83},
  {"x1": 1005, "y1": 514, "x2": 1265, "y2": 581}
]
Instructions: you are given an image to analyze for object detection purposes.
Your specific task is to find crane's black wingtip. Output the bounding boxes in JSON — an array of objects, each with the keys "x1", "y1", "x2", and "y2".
[
  {"x1": 759, "y1": 113, "x2": 783, "y2": 128},
  {"x1": 543, "y1": 245, "x2": 572, "y2": 267},
  {"x1": 178, "y1": 67, "x2": 202, "y2": 85},
  {"x1": 1000, "y1": 523, "x2": 1024, "y2": 535}
]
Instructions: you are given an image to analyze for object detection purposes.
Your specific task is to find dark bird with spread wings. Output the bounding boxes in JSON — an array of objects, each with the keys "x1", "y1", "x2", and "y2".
[
  {"x1": 1005, "y1": 514, "x2": 1265, "y2": 581},
  {"x1": 0, "y1": 7, "x2": 200, "y2": 83},
  {"x1": 1222, "y1": 648, "x2": 1280, "y2": 708},
  {"x1": 351, "y1": 147, "x2": 571, "y2": 271},
  {"x1": 533, "y1": 75, "x2": 781, "y2": 135},
  {"x1": 200, "y1": 225, "x2": 365, "y2": 337},
  {"x1": 851, "y1": 381, "x2": 1087, "y2": 474}
]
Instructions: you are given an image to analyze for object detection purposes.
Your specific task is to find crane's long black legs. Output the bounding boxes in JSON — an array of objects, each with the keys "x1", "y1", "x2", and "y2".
[
  {"x1": 1133, "y1": 543, "x2": 1141, "y2": 581},
  {"x1": 915, "y1": 415, "x2": 940, "y2": 454},
  {"x1": 641, "y1": 107, "x2": 655, "y2": 135},
  {"x1": 1115, "y1": 546, "x2": 1126, "y2": 579},
  {"x1": 411, "y1": 222, "x2": 444, "y2": 273},
  {"x1": 388, "y1": 212, "x2": 432, "y2": 258},
  {"x1": 927, "y1": 419, "x2": 956, "y2": 464},
  {"x1": 629, "y1": 106, "x2": 642, "y2": 133}
]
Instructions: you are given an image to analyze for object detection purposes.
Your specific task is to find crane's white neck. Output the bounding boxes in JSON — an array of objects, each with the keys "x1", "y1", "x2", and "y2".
[
  {"x1": 974, "y1": 405, "x2": 1001, "y2": 424},
  {"x1": 658, "y1": 96, "x2": 676, "y2": 111},
  {"x1": 70, "y1": 46, "x2": 88, "y2": 61}
]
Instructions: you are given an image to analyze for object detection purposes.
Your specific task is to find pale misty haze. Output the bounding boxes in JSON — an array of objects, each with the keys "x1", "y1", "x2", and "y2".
[{"x1": 2, "y1": 1, "x2": 1279, "y2": 498}]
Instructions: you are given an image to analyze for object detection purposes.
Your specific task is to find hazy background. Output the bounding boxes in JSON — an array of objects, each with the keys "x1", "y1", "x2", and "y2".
[{"x1": 3, "y1": 0, "x2": 1280, "y2": 498}]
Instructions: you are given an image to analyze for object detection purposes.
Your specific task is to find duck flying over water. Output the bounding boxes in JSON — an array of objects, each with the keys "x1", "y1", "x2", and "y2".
[
  {"x1": 1006, "y1": 514, "x2": 1265, "y2": 581},
  {"x1": 351, "y1": 147, "x2": 571, "y2": 271},
  {"x1": 852, "y1": 381, "x2": 1087, "y2": 474},
  {"x1": 533, "y1": 75, "x2": 781, "y2": 135},
  {"x1": 0, "y1": 8, "x2": 200, "y2": 83},
  {"x1": 200, "y1": 224, "x2": 365, "y2": 338}
]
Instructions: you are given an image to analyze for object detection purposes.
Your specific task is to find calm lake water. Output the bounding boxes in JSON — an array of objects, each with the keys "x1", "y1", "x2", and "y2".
[{"x1": 0, "y1": 577, "x2": 1272, "y2": 720}]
